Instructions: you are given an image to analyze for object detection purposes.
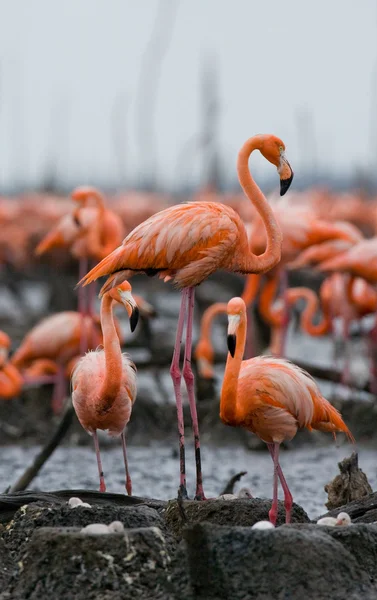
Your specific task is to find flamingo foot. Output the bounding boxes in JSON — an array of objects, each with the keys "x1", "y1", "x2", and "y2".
[
  {"x1": 99, "y1": 479, "x2": 106, "y2": 493},
  {"x1": 178, "y1": 484, "x2": 189, "y2": 500}
]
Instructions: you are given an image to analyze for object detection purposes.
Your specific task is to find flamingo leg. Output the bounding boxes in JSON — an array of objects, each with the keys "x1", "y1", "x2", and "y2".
[
  {"x1": 78, "y1": 257, "x2": 89, "y2": 355},
  {"x1": 267, "y1": 442, "x2": 292, "y2": 523},
  {"x1": 170, "y1": 288, "x2": 189, "y2": 499},
  {"x1": 268, "y1": 441, "x2": 280, "y2": 525},
  {"x1": 93, "y1": 430, "x2": 106, "y2": 492},
  {"x1": 121, "y1": 430, "x2": 132, "y2": 496},
  {"x1": 182, "y1": 286, "x2": 206, "y2": 501},
  {"x1": 51, "y1": 365, "x2": 66, "y2": 415},
  {"x1": 277, "y1": 270, "x2": 289, "y2": 357}
]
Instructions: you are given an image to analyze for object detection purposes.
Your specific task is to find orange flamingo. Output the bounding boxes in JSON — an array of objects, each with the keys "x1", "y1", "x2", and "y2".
[
  {"x1": 71, "y1": 281, "x2": 139, "y2": 494},
  {"x1": 35, "y1": 187, "x2": 124, "y2": 348},
  {"x1": 79, "y1": 134, "x2": 294, "y2": 500},
  {"x1": 221, "y1": 297, "x2": 354, "y2": 525},
  {"x1": 0, "y1": 331, "x2": 22, "y2": 399}
]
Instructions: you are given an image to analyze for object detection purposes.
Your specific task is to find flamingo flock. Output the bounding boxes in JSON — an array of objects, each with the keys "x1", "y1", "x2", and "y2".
[{"x1": 0, "y1": 132, "x2": 363, "y2": 525}]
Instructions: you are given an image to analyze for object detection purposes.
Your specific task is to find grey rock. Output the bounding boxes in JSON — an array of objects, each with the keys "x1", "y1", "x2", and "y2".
[
  {"x1": 179, "y1": 522, "x2": 376, "y2": 600},
  {"x1": 164, "y1": 497, "x2": 309, "y2": 538},
  {"x1": 6, "y1": 526, "x2": 174, "y2": 600},
  {"x1": 4, "y1": 503, "x2": 173, "y2": 558}
]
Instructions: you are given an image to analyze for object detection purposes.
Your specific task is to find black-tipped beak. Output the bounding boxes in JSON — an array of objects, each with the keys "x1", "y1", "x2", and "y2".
[
  {"x1": 280, "y1": 170, "x2": 294, "y2": 196},
  {"x1": 227, "y1": 334, "x2": 236, "y2": 358},
  {"x1": 130, "y1": 306, "x2": 139, "y2": 332}
]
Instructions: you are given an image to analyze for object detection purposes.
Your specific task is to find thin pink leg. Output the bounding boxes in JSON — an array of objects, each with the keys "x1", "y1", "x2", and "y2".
[
  {"x1": 277, "y1": 269, "x2": 289, "y2": 357},
  {"x1": 51, "y1": 365, "x2": 66, "y2": 415},
  {"x1": 170, "y1": 288, "x2": 189, "y2": 499},
  {"x1": 267, "y1": 442, "x2": 292, "y2": 523},
  {"x1": 268, "y1": 441, "x2": 280, "y2": 525},
  {"x1": 182, "y1": 287, "x2": 206, "y2": 501},
  {"x1": 93, "y1": 430, "x2": 106, "y2": 492},
  {"x1": 121, "y1": 430, "x2": 132, "y2": 496},
  {"x1": 78, "y1": 257, "x2": 89, "y2": 356}
]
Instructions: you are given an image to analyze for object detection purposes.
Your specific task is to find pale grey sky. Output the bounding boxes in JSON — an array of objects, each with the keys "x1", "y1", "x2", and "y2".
[{"x1": 0, "y1": 0, "x2": 376, "y2": 189}]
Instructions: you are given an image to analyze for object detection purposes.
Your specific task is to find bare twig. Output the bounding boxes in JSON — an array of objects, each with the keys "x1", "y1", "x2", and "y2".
[{"x1": 7, "y1": 402, "x2": 75, "y2": 493}]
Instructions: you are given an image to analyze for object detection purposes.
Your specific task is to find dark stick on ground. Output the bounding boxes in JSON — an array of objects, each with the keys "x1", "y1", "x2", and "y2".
[
  {"x1": 7, "y1": 401, "x2": 75, "y2": 494},
  {"x1": 220, "y1": 471, "x2": 247, "y2": 495}
]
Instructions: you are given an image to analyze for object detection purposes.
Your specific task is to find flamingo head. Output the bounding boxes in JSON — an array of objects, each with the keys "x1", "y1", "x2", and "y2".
[
  {"x1": 108, "y1": 281, "x2": 139, "y2": 332},
  {"x1": 71, "y1": 186, "x2": 99, "y2": 205},
  {"x1": 259, "y1": 135, "x2": 294, "y2": 196},
  {"x1": 226, "y1": 297, "x2": 246, "y2": 357}
]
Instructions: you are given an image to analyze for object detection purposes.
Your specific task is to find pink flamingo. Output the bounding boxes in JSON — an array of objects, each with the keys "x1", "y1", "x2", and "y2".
[
  {"x1": 221, "y1": 297, "x2": 354, "y2": 525},
  {"x1": 72, "y1": 281, "x2": 139, "y2": 494}
]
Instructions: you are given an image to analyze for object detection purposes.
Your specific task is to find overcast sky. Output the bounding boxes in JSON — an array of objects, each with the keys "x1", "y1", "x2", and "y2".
[{"x1": 0, "y1": 0, "x2": 376, "y2": 190}]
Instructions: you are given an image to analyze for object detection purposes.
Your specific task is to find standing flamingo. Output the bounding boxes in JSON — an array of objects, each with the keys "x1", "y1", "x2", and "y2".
[
  {"x1": 221, "y1": 297, "x2": 354, "y2": 525},
  {"x1": 71, "y1": 281, "x2": 139, "y2": 494},
  {"x1": 79, "y1": 134, "x2": 294, "y2": 500}
]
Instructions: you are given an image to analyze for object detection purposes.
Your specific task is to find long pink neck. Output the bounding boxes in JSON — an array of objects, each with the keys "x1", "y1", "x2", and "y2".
[
  {"x1": 200, "y1": 303, "x2": 228, "y2": 340},
  {"x1": 98, "y1": 294, "x2": 122, "y2": 411},
  {"x1": 298, "y1": 287, "x2": 331, "y2": 336},
  {"x1": 220, "y1": 312, "x2": 246, "y2": 426},
  {"x1": 237, "y1": 136, "x2": 282, "y2": 273}
]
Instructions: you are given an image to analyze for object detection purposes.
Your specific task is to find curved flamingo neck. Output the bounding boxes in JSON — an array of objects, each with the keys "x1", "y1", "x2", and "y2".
[
  {"x1": 298, "y1": 287, "x2": 330, "y2": 336},
  {"x1": 259, "y1": 277, "x2": 281, "y2": 326},
  {"x1": 220, "y1": 311, "x2": 246, "y2": 426},
  {"x1": 98, "y1": 294, "x2": 122, "y2": 411},
  {"x1": 237, "y1": 136, "x2": 282, "y2": 274},
  {"x1": 200, "y1": 303, "x2": 228, "y2": 340},
  {"x1": 87, "y1": 189, "x2": 106, "y2": 214},
  {"x1": 241, "y1": 274, "x2": 261, "y2": 306}
]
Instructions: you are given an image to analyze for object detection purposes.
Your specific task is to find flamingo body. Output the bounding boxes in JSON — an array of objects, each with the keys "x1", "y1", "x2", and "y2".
[{"x1": 72, "y1": 351, "x2": 136, "y2": 436}]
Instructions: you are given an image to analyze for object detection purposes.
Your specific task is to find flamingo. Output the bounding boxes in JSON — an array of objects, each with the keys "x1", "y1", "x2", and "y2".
[
  {"x1": 317, "y1": 237, "x2": 377, "y2": 283},
  {"x1": 12, "y1": 312, "x2": 104, "y2": 413},
  {"x1": 0, "y1": 331, "x2": 23, "y2": 399},
  {"x1": 71, "y1": 281, "x2": 139, "y2": 494},
  {"x1": 35, "y1": 187, "x2": 124, "y2": 351},
  {"x1": 221, "y1": 297, "x2": 354, "y2": 525},
  {"x1": 79, "y1": 133, "x2": 294, "y2": 500}
]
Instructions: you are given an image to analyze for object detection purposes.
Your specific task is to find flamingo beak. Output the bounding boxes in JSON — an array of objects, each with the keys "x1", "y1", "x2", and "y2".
[
  {"x1": 278, "y1": 152, "x2": 294, "y2": 196},
  {"x1": 227, "y1": 314, "x2": 240, "y2": 358},
  {"x1": 119, "y1": 290, "x2": 139, "y2": 332}
]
